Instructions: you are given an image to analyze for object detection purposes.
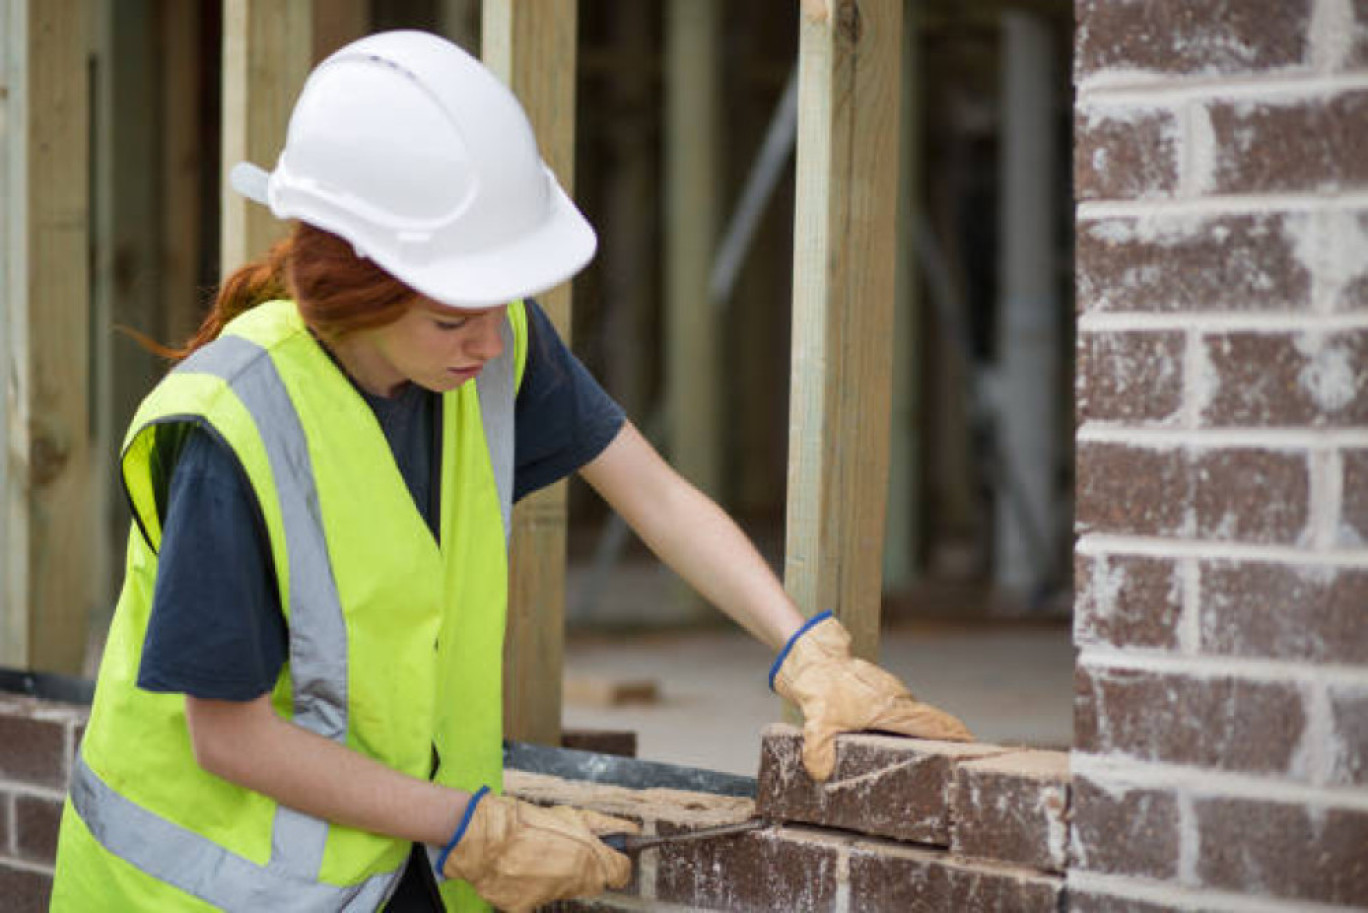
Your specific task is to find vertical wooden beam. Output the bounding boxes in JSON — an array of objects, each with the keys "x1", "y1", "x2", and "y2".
[
  {"x1": 160, "y1": 0, "x2": 205, "y2": 347},
  {"x1": 312, "y1": 0, "x2": 369, "y2": 63},
  {"x1": 220, "y1": 0, "x2": 311, "y2": 275},
  {"x1": 483, "y1": 0, "x2": 577, "y2": 746},
  {"x1": 664, "y1": 0, "x2": 720, "y2": 620},
  {"x1": 0, "y1": 0, "x2": 94, "y2": 673},
  {"x1": 665, "y1": 0, "x2": 720, "y2": 497},
  {"x1": 785, "y1": 0, "x2": 903, "y2": 661},
  {"x1": 437, "y1": 0, "x2": 481, "y2": 54},
  {"x1": 883, "y1": 0, "x2": 923, "y2": 589}
]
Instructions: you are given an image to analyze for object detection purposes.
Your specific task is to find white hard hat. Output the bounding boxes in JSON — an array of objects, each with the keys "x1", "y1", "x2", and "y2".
[{"x1": 230, "y1": 30, "x2": 596, "y2": 310}]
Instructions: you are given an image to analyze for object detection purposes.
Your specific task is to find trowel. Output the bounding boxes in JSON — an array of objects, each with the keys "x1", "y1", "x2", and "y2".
[{"x1": 600, "y1": 818, "x2": 768, "y2": 855}]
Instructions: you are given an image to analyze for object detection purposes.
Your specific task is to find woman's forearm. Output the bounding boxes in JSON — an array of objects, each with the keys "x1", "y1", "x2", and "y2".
[
  {"x1": 580, "y1": 423, "x2": 805, "y2": 650},
  {"x1": 185, "y1": 693, "x2": 468, "y2": 847}
]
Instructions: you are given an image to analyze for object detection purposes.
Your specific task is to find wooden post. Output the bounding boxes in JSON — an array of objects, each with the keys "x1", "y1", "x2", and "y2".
[
  {"x1": 883, "y1": 0, "x2": 923, "y2": 590},
  {"x1": 220, "y1": 0, "x2": 312, "y2": 275},
  {"x1": 0, "y1": 0, "x2": 94, "y2": 673},
  {"x1": 312, "y1": 0, "x2": 369, "y2": 63},
  {"x1": 664, "y1": 0, "x2": 721, "y2": 620},
  {"x1": 437, "y1": 0, "x2": 481, "y2": 54},
  {"x1": 160, "y1": 0, "x2": 206, "y2": 347},
  {"x1": 785, "y1": 0, "x2": 903, "y2": 661},
  {"x1": 483, "y1": 0, "x2": 577, "y2": 746}
]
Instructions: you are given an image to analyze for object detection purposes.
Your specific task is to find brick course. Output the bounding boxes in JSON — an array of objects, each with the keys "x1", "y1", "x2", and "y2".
[
  {"x1": 1208, "y1": 91, "x2": 1368, "y2": 194},
  {"x1": 1075, "y1": 664, "x2": 1307, "y2": 777},
  {"x1": 1073, "y1": 553, "x2": 1182, "y2": 651},
  {"x1": 950, "y1": 750, "x2": 1070, "y2": 873},
  {"x1": 848, "y1": 841, "x2": 1063, "y2": 913},
  {"x1": 1076, "y1": 214, "x2": 1312, "y2": 313},
  {"x1": 1069, "y1": 776, "x2": 1180, "y2": 881},
  {"x1": 1199, "y1": 330, "x2": 1368, "y2": 427},
  {"x1": 1076, "y1": 331, "x2": 1184, "y2": 425},
  {"x1": 1199, "y1": 561, "x2": 1368, "y2": 665},
  {"x1": 1075, "y1": 0, "x2": 1313, "y2": 80}
]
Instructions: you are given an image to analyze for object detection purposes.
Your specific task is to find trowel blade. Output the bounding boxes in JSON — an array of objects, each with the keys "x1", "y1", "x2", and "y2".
[{"x1": 503, "y1": 741, "x2": 756, "y2": 798}]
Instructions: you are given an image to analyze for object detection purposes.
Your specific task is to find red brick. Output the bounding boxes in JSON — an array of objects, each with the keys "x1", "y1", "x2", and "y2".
[
  {"x1": 1210, "y1": 91, "x2": 1368, "y2": 194},
  {"x1": 1196, "y1": 797, "x2": 1368, "y2": 905},
  {"x1": 949, "y1": 750, "x2": 1070, "y2": 873},
  {"x1": 1345, "y1": 450, "x2": 1368, "y2": 544},
  {"x1": 1329, "y1": 685, "x2": 1368, "y2": 787},
  {"x1": 1344, "y1": 213, "x2": 1368, "y2": 312},
  {"x1": 1191, "y1": 448, "x2": 1310, "y2": 544},
  {"x1": 14, "y1": 794, "x2": 62, "y2": 865},
  {"x1": 1200, "y1": 331, "x2": 1368, "y2": 427},
  {"x1": 1074, "y1": 553, "x2": 1182, "y2": 651},
  {"x1": 848, "y1": 840, "x2": 1062, "y2": 912},
  {"x1": 1075, "y1": 0, "x2": 1312, "y2": 80},
  {"x1": 1076, "y1": 331, "x2": 1184, "y2": 425},
  {"x1": 756, "y1": 724, "x2": 1005, "y2": 845},
  {"x1": 0, "y1": 864, "x2": 51, "y2": 913},
  {"x1": 1200, "y1": 561, "x2": 1368, "y2": 665},
  {"x1": 0, "y1": 791, "x2": 10, "y2": 852},
  {"x1": 1075, "y1": 443, "x2": 1190, "y2": 537},
  {"x1": 1069, "y1": 775, "x2": 1180, "y2": 880},
  {"x1": 1075, "y1": 106, "x2": 1179, "y2": 202},
  {"x1": 0, "y1": 697, "x2": 73, "y2": 791},
  {"x1": 655, "y1": 825, "x2": 845, "y2": 912},
  {"x1": 1077, "y1": 214, "x2": 1312, "y2": 314},
  {"x1": 1075, "y1": 665, "x2": 1307, "y2": 776},
  {"x1": 1355, "y1": 0, "x2": 1368, "y2": 69}
]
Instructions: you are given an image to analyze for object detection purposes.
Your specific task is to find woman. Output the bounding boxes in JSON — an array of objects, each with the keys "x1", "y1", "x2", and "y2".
[{"x1": 52, "y1": 31, "x2": 969, "y2": 912}]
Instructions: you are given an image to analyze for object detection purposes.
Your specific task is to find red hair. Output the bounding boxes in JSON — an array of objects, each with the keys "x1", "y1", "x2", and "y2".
[{"x1": 143, "y1": 222, "x2": 415, "y2": 361}]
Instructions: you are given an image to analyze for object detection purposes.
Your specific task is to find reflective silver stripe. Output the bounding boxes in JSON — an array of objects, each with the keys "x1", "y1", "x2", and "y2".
[
  {"x1": 177, "y1": 334, "x2": 356, "y2": 891},
  {"x1": 475, "y1": 319, "x2": 518, "y2": 540},
  {"x1": 71, "y1": 755, "x2": 398, "y2": 912}
]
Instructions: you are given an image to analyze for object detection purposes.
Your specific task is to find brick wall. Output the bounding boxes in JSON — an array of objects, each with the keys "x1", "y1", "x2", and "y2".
[
  {"x1": 0, "y1": 696, "x2": 87, "y2": 913},
  {"x1": 1073, "y1": 0, "x2": 1368, "y2": 909},
  {"x1": 537, "y1": 724, "x2": 1070, "y2": 912}
]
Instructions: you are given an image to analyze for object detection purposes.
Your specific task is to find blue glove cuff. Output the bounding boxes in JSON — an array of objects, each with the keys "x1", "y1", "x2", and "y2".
[
  {"x1": 436, "y1": 785, "x2": 491, "y2": 873},
  {"x1": 768, "y1": 610, "x2": 834, "y2": 691}
]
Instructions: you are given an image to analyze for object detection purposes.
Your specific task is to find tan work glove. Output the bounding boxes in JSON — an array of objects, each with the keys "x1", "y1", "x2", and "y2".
[
  {"x1": 438, "y1": 787, "x2": 637, "y2": 913},
  {"x1": 771, "y1": 612, "x2": 974, "y2": 781}
]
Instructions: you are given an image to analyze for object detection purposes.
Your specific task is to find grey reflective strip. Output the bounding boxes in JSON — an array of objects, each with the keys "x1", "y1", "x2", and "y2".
[
  {"x1": 177, "y1": 334, "x2": 353, "y2": 889},
  {"x1": 475, "y1": 319, "x2": 518, "y2": 540},
  {"x1": 71, "y1": 756, "x2": 399, "y2": 912}
]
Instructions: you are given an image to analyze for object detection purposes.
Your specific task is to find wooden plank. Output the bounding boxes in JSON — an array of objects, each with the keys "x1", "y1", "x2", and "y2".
[
  {"x1": 784, "y1": 0, "x2": 903, "y2": 662},
  {"x1": 0, "y1": 0, "x2": 94, "y2": 673},
  {"x1": 483, "y1": 0, "x2": 577, "y2": 746},
  {"x1": 883, "y1": 0, "x2": 923, "y2": 589},
  {"x1": 159, "y1": 0, "x2": 206, "y2": 347},
  {"x1": 313, "y1": 0, "x2": 369, "y2": 63},
  {"x1": 664, "y1": 0, "x2": 720, "y2": 499},
  {"x1": 220, "y1": 0, "x2": 312, "y2": 275}
]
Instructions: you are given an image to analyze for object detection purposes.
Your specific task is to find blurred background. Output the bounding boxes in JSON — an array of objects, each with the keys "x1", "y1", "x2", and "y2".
[{"x1": 1, "y1": 0, "x2": 1077, "y2": 775}]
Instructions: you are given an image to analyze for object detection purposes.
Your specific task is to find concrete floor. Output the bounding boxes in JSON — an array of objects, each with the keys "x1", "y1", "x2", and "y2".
[{"x1": 562, "y1": 563, "x2": 1076, "y2": 777}]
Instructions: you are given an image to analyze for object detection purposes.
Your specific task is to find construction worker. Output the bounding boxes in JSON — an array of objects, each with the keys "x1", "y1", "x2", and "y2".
[{"x1": 51, "y1": 31, "x2": 970, "y2": 913}]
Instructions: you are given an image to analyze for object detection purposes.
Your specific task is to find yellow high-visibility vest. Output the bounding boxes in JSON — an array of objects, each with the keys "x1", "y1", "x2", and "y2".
[{"x1": 53, "y1": 299, "x2": 527, "y2": 912}]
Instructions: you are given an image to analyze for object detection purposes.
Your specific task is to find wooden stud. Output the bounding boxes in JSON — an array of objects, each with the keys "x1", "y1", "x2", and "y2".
[
  {"x1": 220, "y1": 0, "x2": 312, "y2": 275},
  {"x1": 159, "y1": 0, "x2": 206, "y2": 347},
  {"x1": 883, "y1": 0, "x2": 923, "y2": 590},
  {"x1": 785, "y1": 0, "x2": 903, "y2": 661},
  {"x1": 0, "y1": 0, "x2": 94, "y2": 673},
  {"x1": 483, "y1": 0, "x2": 578, "y2": 746},
  {"x1": 312, "y1": 0, "x2": 370, "y2": 63}
]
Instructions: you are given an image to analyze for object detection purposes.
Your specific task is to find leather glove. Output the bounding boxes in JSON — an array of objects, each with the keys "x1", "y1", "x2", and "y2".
[
  {"x1": 771, "y1": 611, "x2": 974, "y2": 781},
  {"x1": 438, "y1": 786, "x2": 638, "y2": 913}
]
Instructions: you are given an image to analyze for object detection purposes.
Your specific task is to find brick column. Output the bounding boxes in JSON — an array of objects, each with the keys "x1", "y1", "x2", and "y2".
[{"x1": 1072, "y1": 1, "x2": 1368, "y2": 910}]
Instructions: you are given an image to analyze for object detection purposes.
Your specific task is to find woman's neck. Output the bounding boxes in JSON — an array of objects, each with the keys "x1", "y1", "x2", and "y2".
[{"x1": 318, "y1": 331, "x2": 407, "y2": 398}]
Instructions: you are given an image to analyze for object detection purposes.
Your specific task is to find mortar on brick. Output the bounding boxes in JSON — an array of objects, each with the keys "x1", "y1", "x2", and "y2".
[
  {"x1": 504, "y1": 770, "x2": 754, "y2": 830},
  {"x1": 848, "y1": 836, "x2": 1064, "y2": 913}
]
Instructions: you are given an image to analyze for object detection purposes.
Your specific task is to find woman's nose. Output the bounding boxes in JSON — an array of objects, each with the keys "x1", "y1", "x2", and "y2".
[{"x1": 468, "y1": 312, "x2": 505, "y2": 360}]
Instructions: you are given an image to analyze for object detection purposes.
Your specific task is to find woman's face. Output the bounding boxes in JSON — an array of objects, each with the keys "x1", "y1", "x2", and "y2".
[{"x1": 354, "y1": 299, "x2": 508, "y2": 397}]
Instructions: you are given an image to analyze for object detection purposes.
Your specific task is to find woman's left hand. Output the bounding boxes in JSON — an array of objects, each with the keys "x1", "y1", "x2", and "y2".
[{"x1": 772, "y1": 613, "x2": 973, "y2": 781}]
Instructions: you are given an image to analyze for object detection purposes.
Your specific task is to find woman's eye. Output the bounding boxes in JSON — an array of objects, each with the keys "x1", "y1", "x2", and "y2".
[{"x1": 434, "y1": 319, "x2": 468, "y2": 331}]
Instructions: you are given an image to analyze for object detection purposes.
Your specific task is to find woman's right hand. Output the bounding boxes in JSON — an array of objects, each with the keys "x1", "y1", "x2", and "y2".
[{"x1": 440, "y1": 790, "x2": 637, "y2": 913}]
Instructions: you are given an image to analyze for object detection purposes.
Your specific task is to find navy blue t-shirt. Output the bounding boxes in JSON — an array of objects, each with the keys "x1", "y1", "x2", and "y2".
[{"x1": 137, "y1": 300, "x2": 624, "y2": 700}]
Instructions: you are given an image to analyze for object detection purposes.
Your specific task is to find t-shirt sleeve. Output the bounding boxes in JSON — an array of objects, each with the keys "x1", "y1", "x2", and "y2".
[
  {"x1": 513, "y1": 299, "x2": 626, "y2": 501},
  {"x1": 137, "y1": 426, "x2": 288, "y2": 701}
]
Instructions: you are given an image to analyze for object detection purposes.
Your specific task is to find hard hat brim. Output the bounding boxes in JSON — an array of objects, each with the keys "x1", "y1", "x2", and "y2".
[{"x1": 376, "y1": 177, "x2": 598, "y2": 311}]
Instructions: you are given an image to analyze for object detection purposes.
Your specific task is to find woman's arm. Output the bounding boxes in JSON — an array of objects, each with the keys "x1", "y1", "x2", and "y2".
[
  {"x1": 578, "y1": 421, "x2": 805, "y2": 650},
  {"x1": 184, "y1": 693, "x2": 468, "y2": 846}
]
